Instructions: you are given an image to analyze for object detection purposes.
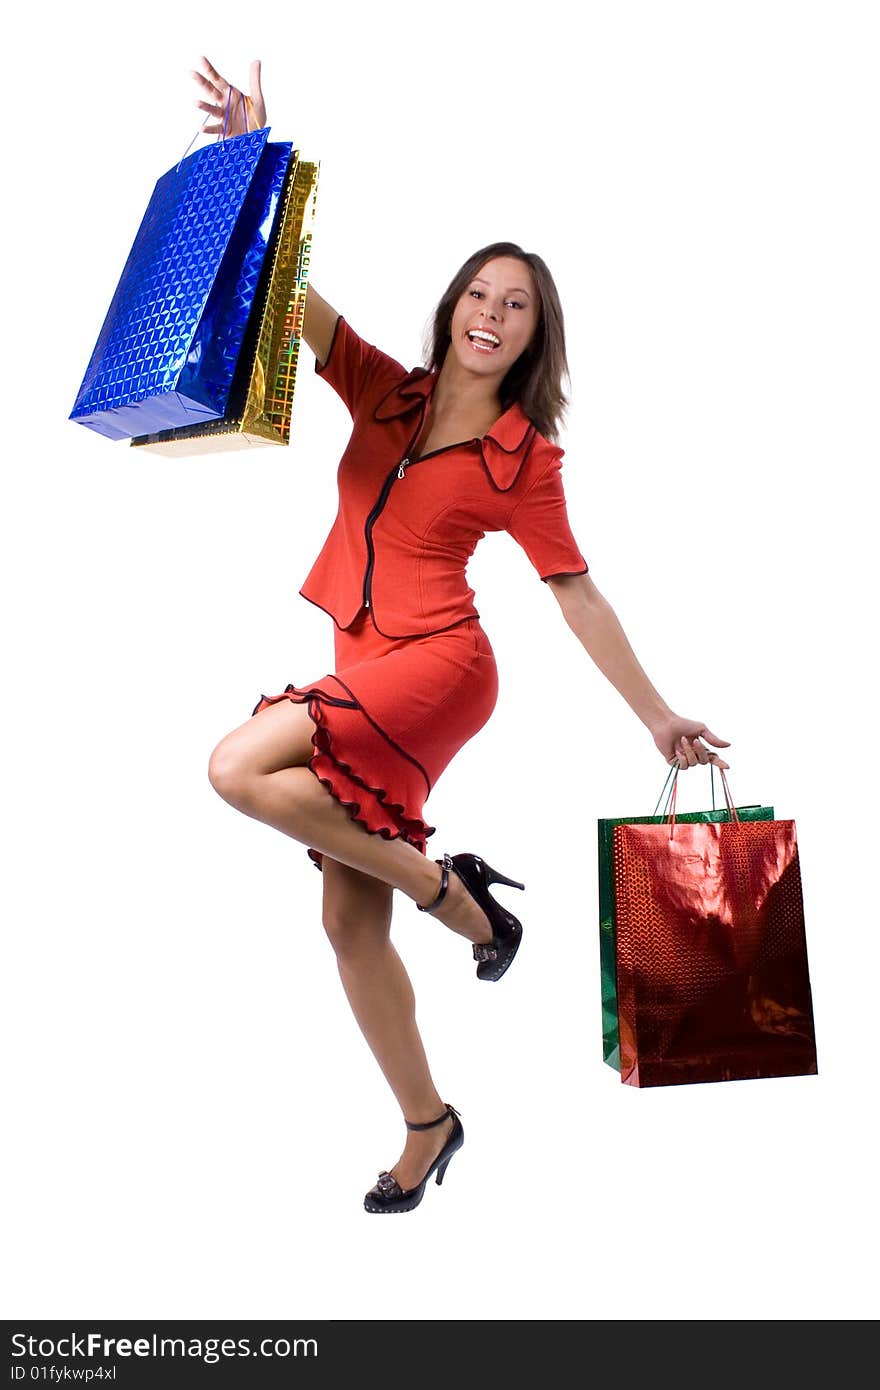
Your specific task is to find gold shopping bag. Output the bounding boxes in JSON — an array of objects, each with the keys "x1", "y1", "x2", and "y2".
[{"x1": 130, "y1": 153, "x2": 319, "y2": 455}]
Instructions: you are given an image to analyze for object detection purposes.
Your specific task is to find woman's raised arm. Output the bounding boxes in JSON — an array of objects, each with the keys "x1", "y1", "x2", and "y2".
[
  {"x1": 302, "y1": 287, "x2": 340, "y2": 369},
  {"x1": 189, "y1": 56, "x2": 340, "y2": 365}
]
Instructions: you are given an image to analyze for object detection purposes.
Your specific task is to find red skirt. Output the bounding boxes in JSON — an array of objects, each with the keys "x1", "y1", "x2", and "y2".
[{"x1": 250, "y1": 607, "x2": 499, "y2": 871}]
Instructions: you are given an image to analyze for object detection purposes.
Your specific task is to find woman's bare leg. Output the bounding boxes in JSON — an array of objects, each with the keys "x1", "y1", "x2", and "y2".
[
  {"x1": 319, "y1": 856, "x2": 455, "y2": 1190},
  {"x1": 207, "y1": 697, "x2": 496, "y2": 948}
]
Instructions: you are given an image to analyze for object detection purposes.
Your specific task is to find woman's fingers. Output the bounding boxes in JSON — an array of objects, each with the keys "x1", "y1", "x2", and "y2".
[
  {"x1": 675, "y1": 737, "x2": 695, "y2": 768},
  {"x1": 191, "y1": 59, "x2": 228, "y2": 133},
  {"x1": 190, "y1": 55, "x2": 264, "y2": 137},
  {"x1": 197, "y1": 55, "x2": 226, "y2": 88},
  {"x1": 191, "y1": 58, "x2": 234, "y2": 124},
  {"x1": 191, "y1": 70, "x2": 222, "y2": 100},
  {"x1": 669, "y1": 738, "x2": 731, "y2": 771},
  {"x1": 198, "y1": 92, "x2": 246, "y2": 137},
  {"x1": 679, "y1": 736, "x2": 713, "y2": 768},
  {"x1": 247, "y1": 59, "x2": 267, "y2": 125},
  {"x1": 701, "y1": 728, "x2": 731, "y2": 748},
  {"x1": 686, "y1": 737, "x2": 700, "y2": 766}
]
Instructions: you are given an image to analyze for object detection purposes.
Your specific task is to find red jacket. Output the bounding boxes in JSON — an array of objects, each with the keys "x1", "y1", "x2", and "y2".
[{"x1": 299, "y1": 314, "x2": 589, "y2": 638}]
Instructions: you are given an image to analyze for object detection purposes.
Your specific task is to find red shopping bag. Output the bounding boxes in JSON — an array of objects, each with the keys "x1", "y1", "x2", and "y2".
[{"x1": 612, "y1": 767, "x2": 818, "y2": 1086}]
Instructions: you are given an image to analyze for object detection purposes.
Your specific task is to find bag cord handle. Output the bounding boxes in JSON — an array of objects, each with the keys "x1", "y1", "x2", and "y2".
[
  {"x1": 176, "y1": 85, "x2": 251, "y2": 172},
  {"x1": 652, "y1": 763, "x2": 741, "y2": 839}
]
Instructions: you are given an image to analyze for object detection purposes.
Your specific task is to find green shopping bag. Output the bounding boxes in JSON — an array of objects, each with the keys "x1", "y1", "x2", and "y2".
[{"x1": 598, "y1": 765, "x2": 775, "y2": 1071}]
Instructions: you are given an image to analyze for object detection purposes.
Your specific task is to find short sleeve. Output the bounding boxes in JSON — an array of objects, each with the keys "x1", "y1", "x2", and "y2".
[
  {"x1": 314, "y1": 314, "x2": 406, "y2": 420},
  {"x1": 506, "y1": 451, "x2": 589, "y2": 581}
]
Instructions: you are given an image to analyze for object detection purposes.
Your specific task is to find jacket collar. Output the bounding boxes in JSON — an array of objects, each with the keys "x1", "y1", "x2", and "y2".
[{"x1": 373, "y1": 369, "x2": 536, "y2": 491}]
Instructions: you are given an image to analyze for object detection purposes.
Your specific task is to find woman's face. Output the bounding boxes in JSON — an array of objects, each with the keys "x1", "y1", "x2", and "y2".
[{"x1": 448, "y1": 256, "x2": 539, "y2": 383}]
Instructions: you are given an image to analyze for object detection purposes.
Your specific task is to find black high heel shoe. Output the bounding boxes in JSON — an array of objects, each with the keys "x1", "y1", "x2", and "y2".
[
  {"x1": 417, "y1": 851, "x2": 526, "y2": 981},
  {"x1": 363, "y1": 1103, "x2": 464, "y2": 1214}
]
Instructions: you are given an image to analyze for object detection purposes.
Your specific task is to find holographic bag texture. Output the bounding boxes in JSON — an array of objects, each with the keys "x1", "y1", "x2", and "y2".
[
  {"x1": 128, "y1": 155, "x2": 319, "y2": 454},
  {"x1": 599, "y1": 767, "x2": 817, "y2": 1086},
  {"x1": 69, "y1": 128, "x2": 280, "y2": 439}
]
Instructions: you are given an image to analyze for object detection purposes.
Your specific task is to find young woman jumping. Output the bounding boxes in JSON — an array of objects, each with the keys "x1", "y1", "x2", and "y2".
[{"x1": 194, "y1": 55, "x2": 732, "y2": 1214}]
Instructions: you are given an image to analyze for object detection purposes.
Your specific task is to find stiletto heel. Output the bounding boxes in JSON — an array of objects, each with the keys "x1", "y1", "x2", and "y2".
[
  {"x1": 364, "y1": 1103, "x2": 464, "y2": 1214},
  {"x1": 417, "y1": 851, "x2": 526, "y2": 982},
  {"x1": 484, "y1": 866, "x2": 525, "y2": 892}
]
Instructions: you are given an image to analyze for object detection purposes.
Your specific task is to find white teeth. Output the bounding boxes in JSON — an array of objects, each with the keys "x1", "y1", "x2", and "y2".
[{"x1": 468, "y1": 329, "x2": 500, "y2": 347}]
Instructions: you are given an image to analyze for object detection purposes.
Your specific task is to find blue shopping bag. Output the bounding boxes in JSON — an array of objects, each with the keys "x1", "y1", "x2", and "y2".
[{"x1": 70, "y1": 124, "x2": 291, "y2": 439}]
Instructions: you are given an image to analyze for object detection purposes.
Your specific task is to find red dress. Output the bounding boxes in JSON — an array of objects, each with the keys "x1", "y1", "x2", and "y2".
[{"x1": 251, "y1": 315, "x2": 589, "y2": 871}]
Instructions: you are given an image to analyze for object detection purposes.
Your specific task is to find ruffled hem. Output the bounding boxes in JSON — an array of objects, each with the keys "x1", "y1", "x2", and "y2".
[{"x1": 250, "y1": 682, "x2": 436, "y2": 872}]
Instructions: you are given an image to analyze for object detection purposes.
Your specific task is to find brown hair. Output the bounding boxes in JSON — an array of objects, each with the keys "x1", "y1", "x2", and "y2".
[{"x1": 421, "y1": 241, "x2": 570, "y2": 442}]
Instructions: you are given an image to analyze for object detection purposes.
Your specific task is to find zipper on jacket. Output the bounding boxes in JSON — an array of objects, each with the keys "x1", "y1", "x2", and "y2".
[
  {"x1": 396, "y1": 438, "x2": 479, "y2": 480},
  {"x1": 361, "y1": 429, "x2": 479, "y2": 611},
  {"x1": 362, "y1": 462, "x2": 404, "y2": 608}
]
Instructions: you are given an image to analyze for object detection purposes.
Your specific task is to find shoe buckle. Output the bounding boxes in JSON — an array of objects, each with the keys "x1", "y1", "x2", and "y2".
[{"x1": 472, "y1": 942, "x2": 498, "y2": 962}]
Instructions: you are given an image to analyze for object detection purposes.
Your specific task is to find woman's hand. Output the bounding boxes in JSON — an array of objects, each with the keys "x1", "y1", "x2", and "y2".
[
  {"x1": 190, "y1": 56, "x2": 267, "y2": 136},
  {"x1": 649, "y1": 713, "x2": 731, "y2": 770}
]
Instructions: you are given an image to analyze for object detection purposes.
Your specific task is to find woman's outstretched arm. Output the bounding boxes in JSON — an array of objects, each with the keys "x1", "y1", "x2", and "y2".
[
  {"x1": 545, "y1": 572, "x2": 731, "y2": 770},
  {"x1": 189, "y1": 55, "x2": 340, "y2": 365},
  {"x1": 302, "y1": 286, "x2": 340, "y2": 369}
]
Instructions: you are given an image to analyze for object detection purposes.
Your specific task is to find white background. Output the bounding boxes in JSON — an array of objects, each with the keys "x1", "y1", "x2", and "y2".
[{"x1": 3, "y1": 0, "x2": 877, "y2": 1321}]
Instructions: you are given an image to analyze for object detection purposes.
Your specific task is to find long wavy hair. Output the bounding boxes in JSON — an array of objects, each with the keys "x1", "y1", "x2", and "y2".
[{"x1": 421, "y1": 241, "x2": 570, "y2": 443}]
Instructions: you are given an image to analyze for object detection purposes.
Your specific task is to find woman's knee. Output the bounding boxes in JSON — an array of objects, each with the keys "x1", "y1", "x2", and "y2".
[
  {"x1": 323, "y1": 912, "x2": 391, "y2": 962},
  {"x1": 321, "y1": 859, "x2": 393, "y2": 960},
  {"x1": 207, "y1": 741, "x2": 254, "y2": 808},
  {"x1": 207, "y1": 699, "x2": 318, "y2": 803}
]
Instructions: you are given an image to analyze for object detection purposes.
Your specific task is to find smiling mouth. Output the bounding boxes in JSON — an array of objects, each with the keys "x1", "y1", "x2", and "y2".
[{"x1": 466, "y1": 329, "x2": 502, "y2": 353}]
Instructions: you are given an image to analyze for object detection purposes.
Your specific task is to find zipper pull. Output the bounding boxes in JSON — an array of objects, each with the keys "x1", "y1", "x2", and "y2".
[{"x1": 397, "y1": 457, "x2": 409, "y2": 479}]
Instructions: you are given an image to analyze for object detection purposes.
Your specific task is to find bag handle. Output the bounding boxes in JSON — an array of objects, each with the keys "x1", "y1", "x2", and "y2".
[
  {"x1": 652, "y1": 762, "x2": 709, "y2": 816},
  {"x1": 652, "y1": 762, "x2": 741, "y2": 839},
  {"x1": 176, "y1": 85, "x2": 251, "y2": 172}
]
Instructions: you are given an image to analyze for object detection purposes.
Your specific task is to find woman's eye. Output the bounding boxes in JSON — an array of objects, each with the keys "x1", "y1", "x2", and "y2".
[{"x1": 468, "y1": 288, "x2": 524, "y2": 309}]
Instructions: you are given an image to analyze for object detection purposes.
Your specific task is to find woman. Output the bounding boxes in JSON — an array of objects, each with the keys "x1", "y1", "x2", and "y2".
[{"x1": 194, "y1": 56, "x2": 732, "y2": 1214}]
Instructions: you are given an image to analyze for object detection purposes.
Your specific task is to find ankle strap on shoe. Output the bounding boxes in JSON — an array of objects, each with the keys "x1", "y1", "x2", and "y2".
[
  {"x1": 416, "y1": 857, "x2": 450, "y2": 913},
  {"x1": 405, "y1": 1103, "x2": 458, "y2": 1131}
]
